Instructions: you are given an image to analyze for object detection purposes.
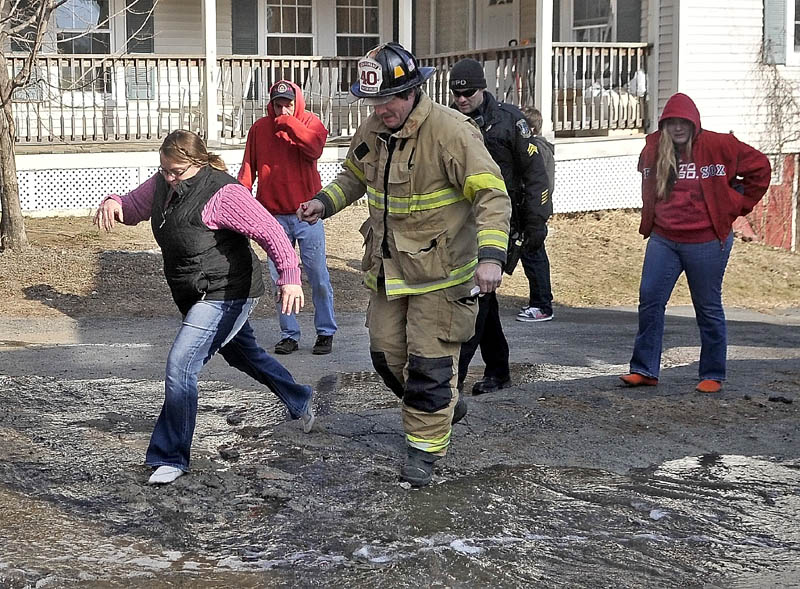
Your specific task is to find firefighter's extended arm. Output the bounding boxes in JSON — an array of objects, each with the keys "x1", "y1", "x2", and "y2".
[{"x1": 309, "y1": 139, "x2": 372, "y2": 219}]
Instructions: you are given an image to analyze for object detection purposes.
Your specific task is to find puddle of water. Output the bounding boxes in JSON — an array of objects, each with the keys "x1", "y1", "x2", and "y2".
[
  {"x1": 1, "y1": 373, "x2": 798, "y2": 587},
  {"x1": 2, "y1": 454, "x2": 797, "y2": 587}
]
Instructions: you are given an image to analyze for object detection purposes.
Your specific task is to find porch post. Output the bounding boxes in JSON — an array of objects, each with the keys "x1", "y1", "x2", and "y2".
[
  {"x1": 202, "y1": 0, "x2": 220, "y2": 145},
  {"x1": 535, "y1": 0, "x2": 553, "y2": 138},
  {"x1": 398, "y1": 0, "x2": 413, "y2": 50}
]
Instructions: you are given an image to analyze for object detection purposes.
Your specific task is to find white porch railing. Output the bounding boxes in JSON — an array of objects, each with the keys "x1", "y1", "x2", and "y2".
[
  {"x1": 9, "y1": 55, "x2": 206, "y2": 143},
  {"x1": 9, "y1": 43, "x2": 649, "y2": 146},
  {"x1": 552, "y1": 42, "x2": 649, "y2": 133}
]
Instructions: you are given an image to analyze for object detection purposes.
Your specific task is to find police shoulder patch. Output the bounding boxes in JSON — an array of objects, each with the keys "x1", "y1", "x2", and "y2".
[{"x1": 516, "y1": 119, "x2": 532, "y2": 138}]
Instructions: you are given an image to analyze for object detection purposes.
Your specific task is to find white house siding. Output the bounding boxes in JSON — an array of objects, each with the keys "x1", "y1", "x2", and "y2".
[
  {"x1": 656, "y1": 0, "x2": 677, "y2": 115},
  {"x1": 217, "y1": 0, "x2": 233, "y2": 55},
  {"x1": 153, "y1": 0, "x2": 205, "y2": 53},
  {"x1": 675, "y1": 0, "x2": 800, "y2": 153},
  {"x1": 676, "y1": 1, "x2": 766, "y2": 148}
]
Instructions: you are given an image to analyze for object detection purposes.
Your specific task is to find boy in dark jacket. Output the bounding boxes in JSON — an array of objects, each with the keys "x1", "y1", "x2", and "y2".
[{"x1": 519, "y1": 106, "x2": 555, "y2": 324}]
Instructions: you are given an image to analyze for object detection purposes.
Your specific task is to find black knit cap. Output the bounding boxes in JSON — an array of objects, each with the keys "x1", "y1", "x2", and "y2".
[{"x1": 449, "y1": 58, "x2": 487, "y2": 90}]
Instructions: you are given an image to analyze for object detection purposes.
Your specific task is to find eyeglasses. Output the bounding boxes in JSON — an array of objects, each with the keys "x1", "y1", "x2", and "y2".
[
  {"x1": 452, "y1": 88, "x2": 479, "y2": 98},
  {"x1": 158, "y1": 165, "x2": 191, "y2": 179}
]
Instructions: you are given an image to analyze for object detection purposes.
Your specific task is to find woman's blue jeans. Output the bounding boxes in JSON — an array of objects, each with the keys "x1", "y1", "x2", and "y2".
[
  {"x1": 268, "y1": 214, "x2": 337, "y2": 342},
  {"x1": 146, "y1": 298, "x2": 313, "y2": 471},
  {"x1": 630, "y1": 232, "x2": 733, "y2": 381}
]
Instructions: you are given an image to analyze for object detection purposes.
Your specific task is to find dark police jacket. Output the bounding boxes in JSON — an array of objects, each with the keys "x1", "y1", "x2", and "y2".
[
  {"x1": 458, "y1": 93, "x2": 552, "y2": 234},
  {"x1": 151, "y1": 167, "x2": 264, "y2": 315}
]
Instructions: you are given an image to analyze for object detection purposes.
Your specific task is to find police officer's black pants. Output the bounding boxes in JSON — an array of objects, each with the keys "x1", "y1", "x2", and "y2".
[{"x1": 457, "y1": 292, "x2": 510, "y2": 387}]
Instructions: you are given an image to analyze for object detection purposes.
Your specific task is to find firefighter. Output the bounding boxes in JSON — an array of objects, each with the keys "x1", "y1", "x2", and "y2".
[{"x1": 297, "y1": 43, "x2": 510, "y2": 487}]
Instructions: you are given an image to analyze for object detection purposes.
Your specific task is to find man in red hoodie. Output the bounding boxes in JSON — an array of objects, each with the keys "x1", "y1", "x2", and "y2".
[{"x1": 239, "y1": 80, "x2": 337, "y2": 355}]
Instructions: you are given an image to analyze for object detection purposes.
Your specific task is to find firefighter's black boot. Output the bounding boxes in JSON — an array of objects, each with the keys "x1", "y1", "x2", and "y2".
[
  {"x1": 452, "y1": 397, "x2": 468, "y2": 425},
  {"x1": 400, "y1": 447, "x2": 441, "y2": 487}
]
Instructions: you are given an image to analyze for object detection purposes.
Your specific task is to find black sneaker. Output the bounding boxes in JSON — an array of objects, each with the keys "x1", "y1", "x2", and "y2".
[
  {"x1": 312, "y1": 335, "x2": 333, "y2": 355},
  {"x1": 472, "y1": 376, "x2": 512, "y2": 396},
  {"x1": 274, "y1": 338, "x2": 298, "y2": 355}
]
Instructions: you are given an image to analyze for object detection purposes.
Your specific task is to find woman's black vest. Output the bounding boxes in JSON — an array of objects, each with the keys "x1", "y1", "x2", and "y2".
[{"x1": 151, "y1": 167, "x2": 264, "y2": 315}]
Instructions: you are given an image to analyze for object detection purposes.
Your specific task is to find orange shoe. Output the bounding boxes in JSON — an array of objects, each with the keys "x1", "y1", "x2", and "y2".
[
  {"x1": 696, "y1": 379, "x2": 722, "y2": 393},
  {"x1": 619, "y1": 373, "x2": 658, "y2": 387}
]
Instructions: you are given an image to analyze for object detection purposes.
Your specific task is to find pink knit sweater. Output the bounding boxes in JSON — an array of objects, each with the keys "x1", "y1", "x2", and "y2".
[{"x1": 106, "y1": 173, "x2": 301, "y2": 286}]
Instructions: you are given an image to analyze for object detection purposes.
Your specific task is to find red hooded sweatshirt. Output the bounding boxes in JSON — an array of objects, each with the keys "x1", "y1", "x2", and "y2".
[
  {"x1": 238, "y1": 80, "x2": 328, "y2": 215},
  {"x1": 638, "y1": 93, "x2": 771, "y2": 242}
]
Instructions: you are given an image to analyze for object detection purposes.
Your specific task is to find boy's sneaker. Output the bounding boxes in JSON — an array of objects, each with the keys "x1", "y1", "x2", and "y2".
[
  {"x1": 274, "y1": 337, "x2": 298, "y2": 355},
  {"x1": 312, "y1": 335, "x2": 333, "y2": 355},
  {"x1": 516, "y1": 307, "x2": 553, "y2": 322}
]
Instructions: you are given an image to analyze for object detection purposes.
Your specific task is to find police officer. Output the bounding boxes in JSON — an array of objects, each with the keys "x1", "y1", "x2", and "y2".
[
  {"x1": 449, "y1": 58, "x2": 552, "y2": 396},
  {"x1": 298, "y1": 43, "x2": 510, "y2": 487}
]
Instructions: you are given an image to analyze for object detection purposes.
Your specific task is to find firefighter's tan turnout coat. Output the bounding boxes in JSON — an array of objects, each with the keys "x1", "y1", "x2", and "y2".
[{"x1": 314, "y1": 92, "x2": 511, "y2": 455}]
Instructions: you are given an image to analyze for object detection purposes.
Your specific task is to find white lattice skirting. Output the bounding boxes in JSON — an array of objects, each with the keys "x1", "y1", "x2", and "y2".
[{"x1": 12, "y1": 145, "x2": 644, "y2": 215}]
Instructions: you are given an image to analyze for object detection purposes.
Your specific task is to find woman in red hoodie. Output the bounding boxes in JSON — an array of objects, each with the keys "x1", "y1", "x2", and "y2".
[{"x1": 620, "y1": 93, "x2": 770, "y2": 393}]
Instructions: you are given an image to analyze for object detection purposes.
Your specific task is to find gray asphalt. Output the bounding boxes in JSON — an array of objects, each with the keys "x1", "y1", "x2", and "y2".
[{"x1": 2, "y1": 304, "x2": 798, "y2": 391}]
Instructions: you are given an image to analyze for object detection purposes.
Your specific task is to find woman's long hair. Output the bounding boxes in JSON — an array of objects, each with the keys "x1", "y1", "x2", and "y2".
[
  {"x1": 160, "y1": 129, "x2": 227, "y2": 172},
  {"x1": 655, "y1": 127, "x2": 693, "y2": 200}
]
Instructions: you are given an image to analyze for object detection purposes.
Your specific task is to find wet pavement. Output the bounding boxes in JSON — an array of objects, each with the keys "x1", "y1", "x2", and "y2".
[{"x1": 1, "y1": 307, "x2": 799, "y2": 587}]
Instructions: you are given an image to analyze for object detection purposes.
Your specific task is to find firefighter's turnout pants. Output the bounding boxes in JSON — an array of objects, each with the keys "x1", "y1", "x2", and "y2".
[{"x1": 367, "y1": 285, "x2": 478, "y2": 456}]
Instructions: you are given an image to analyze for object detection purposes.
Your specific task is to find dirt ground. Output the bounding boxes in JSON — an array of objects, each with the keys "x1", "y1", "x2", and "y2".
[
  {"x1": 1, "y1": 208, "x2": 799, "y2": 587},
  {"x1": 1, "y1": 207, "x2": 799, "y2": 318}
]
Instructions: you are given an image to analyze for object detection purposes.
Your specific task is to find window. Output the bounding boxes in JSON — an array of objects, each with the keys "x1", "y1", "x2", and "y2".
[
  {"x1": 266, "y1": 0, "x2": 313, "y2": 55},
  {"x1": 572, "y1": 0, "x2": 613, "y2": 43},
  {"x1": 126, "y1": 0, "x2": 155, "y2": 54},
  {"x1": 126, "y1": 65, "x2": 155, "y2": 100},
  {"x1": 56, "y1": 0, "x2": 111, "y2": 53},
  {"x1": 233, "y1": 0, "x2": 259, "y2": 54},
  {"x1": 56, "y1": 0, "x2": 111, "y2": 92},
  {"x1": 9, "y1": 0, "x2": 38, "y2": 53},
  {"x1": 336, "y1": 0, "x2": 379, "y2": 57},
  {"x1": 764, "y1": 0, "x2": 800, "y2": 65}
]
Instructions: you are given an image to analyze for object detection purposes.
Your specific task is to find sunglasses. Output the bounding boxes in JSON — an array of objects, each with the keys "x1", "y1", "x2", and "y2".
[{"x1": 452, "y1": 88, "x2": 479, "y2": 98}]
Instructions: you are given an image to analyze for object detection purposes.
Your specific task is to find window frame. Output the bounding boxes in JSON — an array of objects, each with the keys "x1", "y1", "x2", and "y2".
[
  {"x1": 265, "y1": 0, "x2": 315, "y2": 56},
  {"x1": 55, "y1": 0, "x2": 112, "y2": 54},
  {"x1": 335, "y1": 0, "x2": 380, "y2": 57},
  {"x1": 560, "y1": 0, "x2": 616, "y2": 43}
]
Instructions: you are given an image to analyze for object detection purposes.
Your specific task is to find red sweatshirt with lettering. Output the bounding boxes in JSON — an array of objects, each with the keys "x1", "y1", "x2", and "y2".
[
  {"x1": 238, "y1": 81, "x2": 328, "y2": 215},
  {"x1": 638, "y1": 93, "x2": 771, "y2": 242}
]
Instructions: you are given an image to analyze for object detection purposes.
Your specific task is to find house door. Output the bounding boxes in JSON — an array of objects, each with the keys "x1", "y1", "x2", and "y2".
[{"x1": 476, "y1": 0, "x2": 519, "y2": 50}]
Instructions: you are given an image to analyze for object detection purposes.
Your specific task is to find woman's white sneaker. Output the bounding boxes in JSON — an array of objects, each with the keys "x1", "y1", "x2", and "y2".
[
  {"x1": 301, "y1": 405, "x2": 315, "y2": 433},
  {"x1": 516, "y1": 307, "x2": 554, "y2": 322},
  {"x1": 148, "y1": 466, "x2": 184, "y2": 485}
]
